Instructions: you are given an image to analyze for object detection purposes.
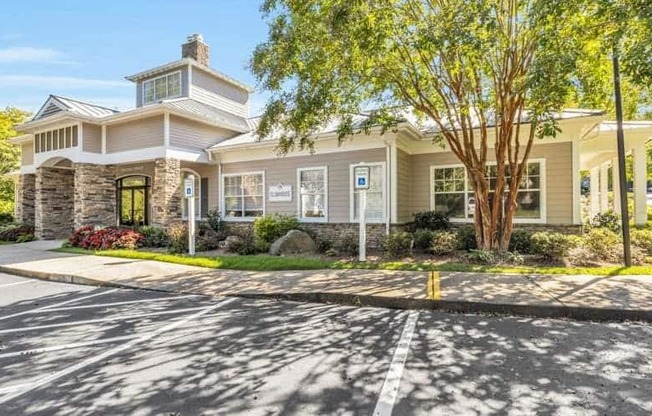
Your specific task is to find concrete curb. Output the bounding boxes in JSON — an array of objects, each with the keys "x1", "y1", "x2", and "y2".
[{"x1": 3, "y1": 265, "x2": 652, "y2": 323}]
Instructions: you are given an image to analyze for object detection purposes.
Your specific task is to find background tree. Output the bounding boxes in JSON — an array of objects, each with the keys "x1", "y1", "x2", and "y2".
[
  {"x1": 0, "y1": 107, "x2": 30, "y2": 216},
  {"x1": 252, "y1": 0, "x2": 595, "y2": 250}
]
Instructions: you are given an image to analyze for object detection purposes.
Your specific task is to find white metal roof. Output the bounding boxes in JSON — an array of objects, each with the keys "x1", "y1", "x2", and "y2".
[{"x1": 32, "y1": 95, "x2": 119, "y2": 121}]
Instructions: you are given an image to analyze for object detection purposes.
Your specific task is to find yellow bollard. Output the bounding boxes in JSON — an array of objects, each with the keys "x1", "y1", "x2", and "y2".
[{"x1": 427, "y1": 271, "x2": 441, "y2": 300}]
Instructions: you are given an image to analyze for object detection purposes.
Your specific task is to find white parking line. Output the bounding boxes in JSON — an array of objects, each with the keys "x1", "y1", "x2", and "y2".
[
  {"x1": 0, "y1": 297, "x2": 237, "y2": 405},
  {"x1": 373, "y1": 311, "x2": 419, "y2": 416},
  {"x1": 0, "y1": 334, "x2": 140, "y2": 359},
  {"x1": 0, "y1": 306, "x2": 207, "y2": 334},
  {"x1": 41, "y1": 294, "x2": 201, "y2": 312},
  {"x1": 0, "y1": 281, "x2": 31, "y2": 289},
  {"x1": 0, "y1": 289, "x2": 119, "y2": 322}
]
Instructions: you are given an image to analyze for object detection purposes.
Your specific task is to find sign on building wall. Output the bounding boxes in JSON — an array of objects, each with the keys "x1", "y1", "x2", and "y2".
[{"x1": 268, "y1": 184, "x2": 292, "y2": 202}]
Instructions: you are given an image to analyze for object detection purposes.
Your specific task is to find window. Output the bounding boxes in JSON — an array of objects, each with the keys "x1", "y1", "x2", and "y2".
[
  {"x1": 433, "y1": 166, "x2": 467, "y2": 219},
  {"x1": 351, "y1": 163, "x2": 385, "y2": 222},
  {"x1": 181, "y1": 170, "x2": 201, "y2": 219},
  {"x1": 223, "y1": 172, "x2": 264, "y2": 219},
  {"x1": 34, "y1": 126, "x2": 78, "y2": 153},
  {"x1": 298, "y1": 167, "x2": 327, "y2": 221},
  {"x1": 431, "y1": 161, "x2": 544, "y2": 221},
  {"x1": 143, "y1": 71, "x2": 182, "y2": 105}
]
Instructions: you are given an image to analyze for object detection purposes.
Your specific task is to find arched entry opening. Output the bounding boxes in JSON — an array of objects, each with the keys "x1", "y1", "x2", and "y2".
[{"x1": 116, "y1": 175, "x2": 151, "y2": 226}]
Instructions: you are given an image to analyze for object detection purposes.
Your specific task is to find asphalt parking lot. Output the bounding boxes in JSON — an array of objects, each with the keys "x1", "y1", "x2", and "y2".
[{"x1": 1, "y1": 272, "x2": 652, "y2": 415}]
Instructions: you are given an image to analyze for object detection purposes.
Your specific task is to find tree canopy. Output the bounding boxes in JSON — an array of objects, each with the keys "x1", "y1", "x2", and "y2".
[
  {"x1": 0, "y1": 107, "x2": 30, "y2": 216},
  {"x1": 251, "y1": 0, "x2": 652, "y2": 249}
]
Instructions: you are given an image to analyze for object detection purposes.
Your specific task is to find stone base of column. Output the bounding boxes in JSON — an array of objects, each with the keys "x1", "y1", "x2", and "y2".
[
  {"x1": 14, "y1": 174, "x2": 36, "y2": 226},
  {"x1": 35, "y1": 167, "x2": 74, "y2": 240},
  {"x1": 74, "y1": 163, "x2": 116, "y2": 229},
  {"x1": 152, "y1": 158, "x2": 181, "y2": 228}
]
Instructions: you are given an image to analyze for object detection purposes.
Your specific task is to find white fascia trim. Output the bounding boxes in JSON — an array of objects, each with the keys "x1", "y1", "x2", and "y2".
[
  {"x1": 296, "y1": 166, "x2": 328, "y2": 223},
  {"x1": 429, "y1": 159, "x2": 547, "y2": 224},
  {"x1": 349, "y1": 161, "x2": 387, "y2": 224},
  {"x1": 8, "y1": 134, "x2": 33, "y2": 145},
  {"x1": 163, "y1": 112, "x2": 170, "y2": 147},
  {"x1": 101, "y1": 125, "x2": 107, "y2": 154},
  {"x1": 220, "y1": 170, "x2": 266, "y2": 222}
]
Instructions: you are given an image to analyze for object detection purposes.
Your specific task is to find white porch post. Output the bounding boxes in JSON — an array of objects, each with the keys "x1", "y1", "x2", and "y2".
[
  {"x1": 633, "y1": 145, "x2": 647, "y2": 225},
  {"x1": 590, "y1": 167, "x2": 600, "y2": 217},
  {"x1": 600, "y1": 163, "x2": 609, "y2": 212},
  {"x1": 612, "y1": 158, "x2": 621, "y2": 213}
]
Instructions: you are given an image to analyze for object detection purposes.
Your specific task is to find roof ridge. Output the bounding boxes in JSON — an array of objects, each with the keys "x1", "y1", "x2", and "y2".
[{"x1": 50, "y1": 94, "x2": 119, "y2": 113}]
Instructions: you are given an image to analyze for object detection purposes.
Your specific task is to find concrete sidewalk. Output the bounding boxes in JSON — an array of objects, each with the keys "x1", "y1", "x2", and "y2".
[{"x1": 1, "y1": 240, "x2": 652, "y2": 321}]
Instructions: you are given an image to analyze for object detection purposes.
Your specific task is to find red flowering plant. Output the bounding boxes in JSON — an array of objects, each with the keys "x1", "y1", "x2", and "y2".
[{"x1": 68, "y1": 227, "x2": 144, "y2": 250}]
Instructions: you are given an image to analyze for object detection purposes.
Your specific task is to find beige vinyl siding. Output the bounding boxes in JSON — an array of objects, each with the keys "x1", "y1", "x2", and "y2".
[
  {"x1": 221, "y1": 148, "x2": 386, "y2": 222},
  {"x1": 106, "y1": 116, "x2": 164, "y2": 153},
  {"x1": 190, "y1": 86, "x2": 248, "y2": 117},
  {"x1": 191, "y1": 68, "x2": 248, "y2": 104},
  {"x1": 396, "y1": 148, "x2": 411, "y2": 223},
  {"x1": 21, "y1": 142, "x2": 34, "y2": 165},
  {"x1": 82, "y1": 123, "x2": 102, "y2": 153},
  {"x1": 169, "y1": 115, "x2": 235, "y2": 152},
  {"x1": 409, "y1": 141, "x2": 573, "y2": 224},
  {"x1": 180, "y1": 161, "x2": 219, "y2": 213}
]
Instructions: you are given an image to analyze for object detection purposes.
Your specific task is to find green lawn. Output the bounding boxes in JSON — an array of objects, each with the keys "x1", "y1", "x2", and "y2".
[
  {"x1": 52, "y1": 247, "x2": 652, "y2": 276},
  {"x1": 0, "y1": 241, "x2": 14, "y2": 245}
]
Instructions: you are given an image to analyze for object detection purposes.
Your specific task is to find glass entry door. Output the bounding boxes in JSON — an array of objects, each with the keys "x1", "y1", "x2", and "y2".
[{"x1": 116, "y1": 176, "x2": 150, "y2": 226}]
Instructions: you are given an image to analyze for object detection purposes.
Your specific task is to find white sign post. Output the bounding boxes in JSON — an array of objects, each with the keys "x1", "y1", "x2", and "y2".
[
  {"x1": 354, "y1": 166, "x2": 371, "y2": 262},
  {"x1": 184, "y1": 175, "x2": 195, "y2": 256}
]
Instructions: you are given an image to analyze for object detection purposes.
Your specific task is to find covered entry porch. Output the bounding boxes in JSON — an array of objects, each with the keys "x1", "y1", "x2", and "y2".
[{"x1": 581, "y1": 122, "x2": 652, "y2": 226}]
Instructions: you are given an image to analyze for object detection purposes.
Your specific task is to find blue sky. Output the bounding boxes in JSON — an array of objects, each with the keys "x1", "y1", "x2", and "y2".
[{"x1": 0, "y1": 0, "x2": 271, "y2": 115}]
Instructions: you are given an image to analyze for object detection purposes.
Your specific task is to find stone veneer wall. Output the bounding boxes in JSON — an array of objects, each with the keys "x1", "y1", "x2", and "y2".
[
  {"x1": 74, "y1": 163, "x2": 116, "y2": 229},
  {"x1": 152, "y1": 158, "x2": 181, "y2": 228},
  {"x1": 35, "y1": 167, "x2": 74, "y2": 239},
  {"x1": 14, "y1": 174, "x2": 35, "y2": 225}
]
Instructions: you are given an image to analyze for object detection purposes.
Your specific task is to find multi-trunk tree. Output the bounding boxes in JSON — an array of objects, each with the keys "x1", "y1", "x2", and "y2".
[{"x1": 251, "y1": 0, "x2": 651, "y2": 250}]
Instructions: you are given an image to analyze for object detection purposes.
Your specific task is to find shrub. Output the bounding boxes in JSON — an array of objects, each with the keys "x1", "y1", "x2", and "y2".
[
  {"x1": 588, "y1": 210, "x2": 621, "y2": 233},
  {"x1": 431, "y1": 230, "x2": 458, "y2": 255},
  {"x1": 464, "y1": 249, "x2": 525, "y2": 265},
  {"x1": 413, "y1": 211, "x2": 450, "y2": 231},
  {"x1": 0, "y1": 224, "x2": 36, "y2": 242},
  {"x1": 253, "y1": 214, "x2": 300, "y2": 244},
  {"x1": 68, "y1": 227, "x2": 144, "y2": 250},
  {"x1": 509, "y1": 229, "x2": 533, "y2": 254},
  {"x1": 0, "y1": 212, "x2": 13, "y2": 225},
  {"x1": 383, "y1": 231, "x2": 413, "y2": 259},
  {"x1": 566, "y1": 246, "x2": 598, "y2": 267},
  {"x1": 631, "y1": 229, "x2": 652, "y2": 257},
  {"x1": 530, "y1": 231, "x2": 573, "y2": 260},
  {"x1": 15, "y1": 233, "x2": 35, "y2": 243},
  {"x1": 583, "y1": 228, "x2": 620, "y2": 259},
  {"x1": 166, "y1": 222, "x2": 188, "y2": 254},
  {"x1": 139, "y1": 226, "x2": 169, "y2": 248},
  {"x1": 206, "y1": 209, "x2": 227, "y2": 237},
  {"x1": 455, "y1": 225, "x2": 477, "y2": 251},
  {"x1": 334, "y1": 234, "x2": 359, "y2": 256},
  {"x1": 413, "y1": 229, "x2": 434, "y2": 252},
  {"x1": 225, "y1": 229, "x2": 260, "y2": 255},
  {"x1": 195, "y1": 227, "x2": 223, "y2": 252}
]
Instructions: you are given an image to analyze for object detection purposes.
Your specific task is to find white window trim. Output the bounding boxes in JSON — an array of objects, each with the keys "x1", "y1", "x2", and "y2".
[
  {"x1": 220, "y1": 171, "x2": 266, "y2": 222},
  {"x1": 429, "y1": 159, "x2": 547, "y2": 224},
  {"x1": 142, "y1": 70, "x2": 182, "y2": 106},
  {"x1": 297, "y1": 166, "x2": 328, "y2": 223},
  {"x1": 349, "y1": 162, "x2": 387, "y2": 223},
  {"x1": 181, "y1": 169, "x2": 201, "y2": 220}
]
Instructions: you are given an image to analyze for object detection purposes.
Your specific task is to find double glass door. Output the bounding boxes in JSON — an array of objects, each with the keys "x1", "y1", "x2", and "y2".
[{"x1": 116, "y1": 176, "x2": 150, "y2": 226}]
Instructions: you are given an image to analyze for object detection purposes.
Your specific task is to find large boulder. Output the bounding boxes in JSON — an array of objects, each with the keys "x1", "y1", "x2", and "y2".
[
  {"x1": 222, "y1": 235, "x2": 244, "y2": 251},
  {"x1": 270, "y1": 230, "x2": 317, "y2": 256}
]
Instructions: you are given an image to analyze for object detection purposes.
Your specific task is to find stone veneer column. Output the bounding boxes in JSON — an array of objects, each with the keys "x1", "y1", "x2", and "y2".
[
  {"x1": 74, "y1": 163, "x2": 116, "y2": 229},
  {"x1": 35, "y1": 167, "x2": 74, "y2": 240},
  {"x1": 152, "y1": 158, "x2": 181, "y2": 228},
  {"x1": 14, "y1": 174, "x2": 36, "y2": 225}
]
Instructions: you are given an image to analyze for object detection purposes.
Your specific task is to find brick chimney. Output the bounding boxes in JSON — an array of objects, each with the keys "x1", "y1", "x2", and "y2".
[{"x1": 182, "y1": 34, "x2": 209, "y2": 66}]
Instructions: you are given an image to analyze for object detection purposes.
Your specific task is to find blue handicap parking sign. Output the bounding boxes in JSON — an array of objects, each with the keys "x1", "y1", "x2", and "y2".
[{"x1": 358, "y1": 177, "x2": 366, "y2": 186}]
